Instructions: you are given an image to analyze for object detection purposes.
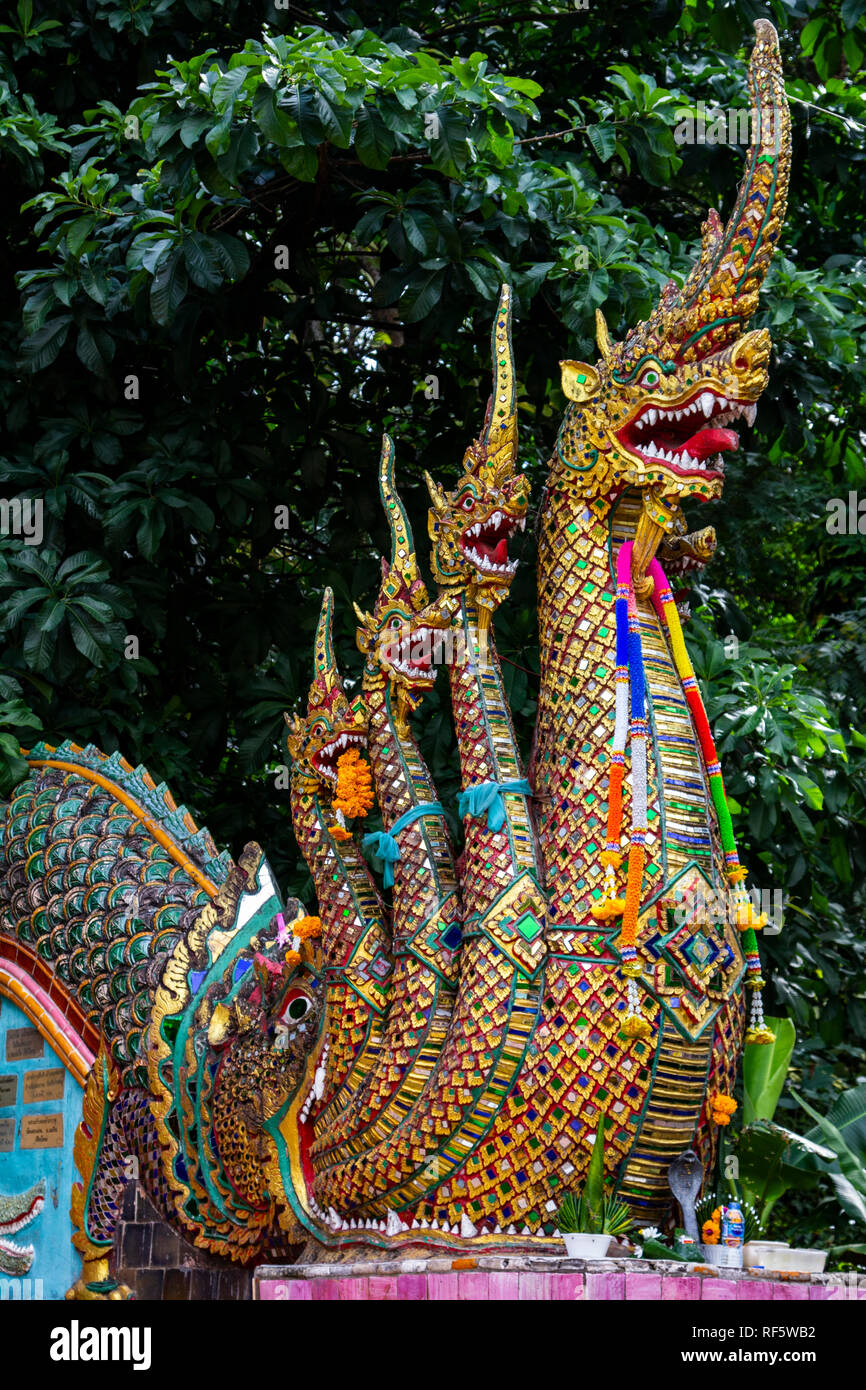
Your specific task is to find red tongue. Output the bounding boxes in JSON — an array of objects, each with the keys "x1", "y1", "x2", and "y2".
[
  {"x1": 683, "y1": 427, "x2": 739, "y2": 462},
  {"x1": 492, "y1": 538, "x2": 508, "y2": 564}
]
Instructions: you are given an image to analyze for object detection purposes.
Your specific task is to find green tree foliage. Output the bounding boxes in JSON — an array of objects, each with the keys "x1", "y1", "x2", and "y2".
[{"x1": 1, "y1": 0, "x2": 865, "y2": 1232}]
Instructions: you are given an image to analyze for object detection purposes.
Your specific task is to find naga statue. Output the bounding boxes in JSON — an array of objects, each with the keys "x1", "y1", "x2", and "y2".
[{"x1": 0, "y1": 21, "x2": 790, "y2": 1294}]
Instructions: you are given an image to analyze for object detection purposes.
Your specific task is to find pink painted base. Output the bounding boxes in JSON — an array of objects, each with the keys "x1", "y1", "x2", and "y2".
[{"x1": 256, "y1": 1265, "x2": 853, "y2": 1302}]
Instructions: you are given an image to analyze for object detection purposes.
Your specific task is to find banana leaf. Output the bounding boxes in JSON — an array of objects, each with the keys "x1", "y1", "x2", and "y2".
[
  {"x1": 743, "y1": 1015, "x2": 796, "y2": 1124},
  {"x1": 791, "y1": 1086, "x2": 866, "y2": 1225},
  {"x1": 640, "y1": 1237, "x2": 691, "y2": 1262},
  {"x1": 583, "y1": 1128, "x2": 606, "y2": 1233},
  {"x1": 793, "y1": 1083, "x2": 866, "y2": 1166},
  {"x1": 735, "y1": 1120, "x2": 832, "y2": 1225}
]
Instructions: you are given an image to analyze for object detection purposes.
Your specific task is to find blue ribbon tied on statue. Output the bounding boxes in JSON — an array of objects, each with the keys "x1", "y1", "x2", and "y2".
[
  {"x1": 362, "y1": 802, "x2": 443, "y2": 889},
  {"x1": 456, "y1": 778, "x2": 532, "y2": 833}
]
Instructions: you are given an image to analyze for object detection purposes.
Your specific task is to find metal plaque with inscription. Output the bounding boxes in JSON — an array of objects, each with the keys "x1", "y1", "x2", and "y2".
[
  {"x1": 20, "y1": 1112, "x2": 63, "y2": 1149},
  {"x1": 0, "y1": 1074, "x2": 17, "y2": 1107},
  {"x1": 23, "y1": 1068, "x2": 65, "y2": 1104},
  {"x1": 0, "y1": 1115, "x2": 14, "y2": 1151},
  {"x1": 6, "y1": 1026, "x2": 44, "y2": 1062}
]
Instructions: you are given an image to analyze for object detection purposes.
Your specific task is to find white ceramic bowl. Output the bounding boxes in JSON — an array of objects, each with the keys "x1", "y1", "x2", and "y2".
[{"x1": 562, "y1": 1233, "x2": 612, "y2": 1259}]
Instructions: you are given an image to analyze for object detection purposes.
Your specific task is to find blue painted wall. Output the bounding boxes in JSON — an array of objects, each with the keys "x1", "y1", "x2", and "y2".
[{"x1": 0, "y1": 995, "x2": 84, "y2": 1300}]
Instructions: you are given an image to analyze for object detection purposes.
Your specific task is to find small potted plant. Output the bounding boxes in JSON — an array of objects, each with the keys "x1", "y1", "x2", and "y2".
[{"x1": 556, "y1": 1129, "x2": 632, "y2": 1258}]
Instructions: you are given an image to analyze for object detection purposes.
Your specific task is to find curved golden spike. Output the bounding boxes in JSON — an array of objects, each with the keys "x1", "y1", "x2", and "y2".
[
  {"x1": 611, "y1": 22, "x2": 790, "y2": 370},
  {"x1": 306, "y1": 586, "x2": 339, "y2": 706},
  {"x1": 314, "y1": 587, "x2": 335, "y2": 678},
  {"x1": 376, "y1": 434, "x2": 427, "y2": 611},
  {"x1": 669, "y1": 20, "x2": 790, "y2": 355},
  {"x1": 482, "y1": 284, "x2": 518, "y2": 484},
  {"x1": 424, "y1": 470, "x2": 447, "y2": 514},
  {"x1": 595, "y1": 308, "x2": 614, "y2": 363},
  {"x1": 378, "y1": 434, "x2": 414, "y2": 566}
]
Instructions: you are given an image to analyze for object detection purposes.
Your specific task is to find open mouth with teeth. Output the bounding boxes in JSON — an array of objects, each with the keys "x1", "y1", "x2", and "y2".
[
  {"x1": 383, "y1": 625, "x2": 440, "y2": 685},
  {"x1": 312, "y1": 731, "x2": 365, "y2": 782},
  {"x1": 460, "y1": 508, "x2": 525, "y2": 577},
  {"x1": 618, "y1": 390, "x2": 758, "y2": 480}
]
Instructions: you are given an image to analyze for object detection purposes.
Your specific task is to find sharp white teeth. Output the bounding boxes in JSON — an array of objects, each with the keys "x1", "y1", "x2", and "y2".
[
  {"x1": 647, "y1": 408, "x2": 657, "y2": 427},
  {"x1": 674, "y1": 409, "x2": 682, "y2": 420},
  {"x1": 698, "y1": 391, "x2": 714, "y2": 419},
  {"x1": 518, "y1": 516, "x2": 526, "y2": 531},
  {"x1": 647, "y1": 440, "x2": 658, "y2": 457},
  {"x1": 745, "y1": 403, "x2": 757, "y2": 426}
]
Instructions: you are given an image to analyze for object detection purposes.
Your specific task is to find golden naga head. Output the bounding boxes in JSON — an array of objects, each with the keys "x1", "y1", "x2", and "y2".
[
  {"x1": 554, "y1": 21, "x2": 790, "y2": 511},
  {"x1": 284, "y1": 587, "x2": 367, "y2": 785},
  {"x1": 427, "y1": 284, "x2": 531, "y2": 616},
  {"x1": 355, "y1": 435, "x2": 457, "y2": 713}
]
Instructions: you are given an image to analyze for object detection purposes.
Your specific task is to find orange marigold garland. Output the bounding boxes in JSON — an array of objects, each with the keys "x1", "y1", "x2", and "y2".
[
  {"x1": 294, "y1": 914, "x2": 322, "y2": 941},
  {"x1": 334, "y1": 748, "x2": 374, "y2": 819},
  {"x1": 328, "y1": 748, "x2": 375, "y2": 841},
  {"x1": 709, "y1": 1094, "x2": 738, "y2": 1126}
]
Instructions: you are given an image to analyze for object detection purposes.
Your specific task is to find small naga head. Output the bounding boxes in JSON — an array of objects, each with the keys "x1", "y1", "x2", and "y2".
[
  {"x1": 285, "y1": 587, "x2": 367, "y2": 788},
  {"x1": 553, "y1": 21, "x2": 790, "y2": 567},
  {"x1": 355, "y1": 435, "x2": 457, "y2": 733},
  {"x1": 178, "y1": 847, "x2": 322, "y2": 1243},
  {"x1": 427, "y1": 285, "x2": 531, "y2": 619}
]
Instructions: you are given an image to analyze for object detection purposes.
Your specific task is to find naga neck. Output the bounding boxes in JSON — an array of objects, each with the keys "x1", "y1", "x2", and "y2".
[{"x1": 361, "y1": 664, "x2": 456, "y2": 945}]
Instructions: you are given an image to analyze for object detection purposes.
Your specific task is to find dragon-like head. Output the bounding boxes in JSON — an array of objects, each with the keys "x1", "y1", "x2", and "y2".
[
  {"x1": 427, "y1": 285, "x2": 531, "y2": 617},
  {"x1": 554, "y1": 21, "x2": 790, "y2": 562},
  {"x1": 153, "y1": 845, "x2": 322, "y2": 1251},
  {"x1": 355, "y1": 436, "x2": 458, "y2": 727},
  {"x1": 285, "y1": 588, "x2": 367, "y2": 788}
]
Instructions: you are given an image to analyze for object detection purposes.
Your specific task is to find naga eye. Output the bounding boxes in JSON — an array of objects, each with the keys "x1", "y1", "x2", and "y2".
[
  {"x1": 461, "y1": 495, "x2": 475, "y2": 511},
  {"x1": 282, "y1": 989, "x2": 314, "y2": 1024},
  {"x1": 640, "y1": 369, "x2": 660, "y2": 388}
]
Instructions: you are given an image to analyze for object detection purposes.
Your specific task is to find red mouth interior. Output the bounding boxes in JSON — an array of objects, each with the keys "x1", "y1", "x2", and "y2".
[
  {"x1": 385, "y1": 625, "x2": 438, "y2": 679},
  {"x1": 617, "y1": 390, "x2": 752, "y2": 478},
  {"x1": 460, "y1": 509, "x2": 520, "y2": 571}
]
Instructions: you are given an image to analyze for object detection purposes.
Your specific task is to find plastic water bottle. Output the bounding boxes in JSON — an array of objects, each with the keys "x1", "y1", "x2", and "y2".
[{"x1": 721, "y1": 1201, "x2": 745, "y2": 1248}]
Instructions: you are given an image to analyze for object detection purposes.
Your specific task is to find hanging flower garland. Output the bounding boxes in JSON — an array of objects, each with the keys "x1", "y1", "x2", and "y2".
[
  {"x1": 646, "y1": 556, "x2": 773, "y2": 1046},
  {"x1": 708, "y1": 1093, "x2": 738, "y2": 1126},
  {"x1": 329, "y1": 748, "x2": 375, "y2": 841},
  {"x1": 591, "y1": 541, "x2": 774, "y2": 1046},
  {"x1": 592, "y1": 541, "x2": 651, "y2": 1038}
]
